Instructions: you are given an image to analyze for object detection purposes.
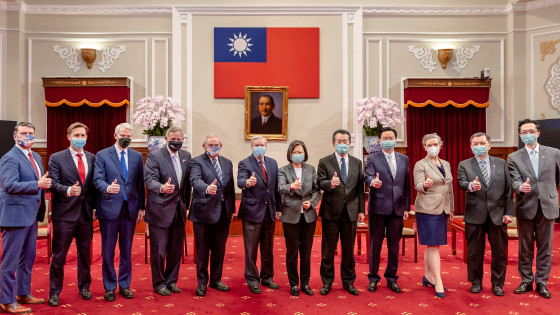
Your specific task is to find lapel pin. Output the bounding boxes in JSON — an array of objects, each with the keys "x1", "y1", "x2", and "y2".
[
  {"x1": 183, "y1": 160, "x2": 185, "y2": 162},
  {"x1": 542, "y1": 156, "x2": 545, "y2": 158},
  {"x1": 493, "y1": 165, "x2": 495, "y2": 167}
]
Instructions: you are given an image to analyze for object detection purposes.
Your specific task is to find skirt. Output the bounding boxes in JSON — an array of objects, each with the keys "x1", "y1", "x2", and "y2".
[{"x1": 416, "y1": 211, "x2": 448, "y2": 246}]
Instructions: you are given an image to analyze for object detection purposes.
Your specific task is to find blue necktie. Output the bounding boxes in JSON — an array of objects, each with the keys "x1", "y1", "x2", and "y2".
[
  {"x1": 212, "y1": 158, "x2": 223, "y2": 183},
  {"x1": 530, "y1": 150, "x2": 539, "y2": 179},
  {"x1": 341, "y1": 157, "x2": 347, "y2": 183},
  {"x1": 120, "y1": 151, "x2": 127, "y2": 201}
]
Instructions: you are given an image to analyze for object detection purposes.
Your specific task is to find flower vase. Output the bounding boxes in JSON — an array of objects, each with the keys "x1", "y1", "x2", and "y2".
[
  {"x1": 148, "y1": 136, "x2": 166, "y2": 152},
  {"x1": 364, "y1": 136, "x2": 382, "y2": 155}
]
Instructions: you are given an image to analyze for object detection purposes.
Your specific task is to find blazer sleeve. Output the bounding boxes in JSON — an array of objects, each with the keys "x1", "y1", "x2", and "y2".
[
  {"x1": 404, "y1": 156, "x2": 411, "y2": 212},
  {"x1": 275, "y1": 166, "x2": 282, "y2": 212},
  {"x1": 504, "y1": 160, "x2": 515, "y2": 217},
  {"x1": 364, "y1": 155, "x2": 376, "y2": 190},
  {"x1": 228, "y1": 161, "x2": 236, "y2": 207},
  {"x1": 413, "y1": 161, "x2": 427, "y2": 193},
  {"x1": 278, "y1": 167, "x2": 293, "y2": 195},
  {"x1": 357, "y1": 160, "x2": 365, "y2": 214},
  {"x1": 317, "y1": 159, "x2": 332, "y2": 192},
  {"x1": 309, "y1": 166, "x2": 321, "y2": 209},
  {"x1": 507, "y1": 155, "x2": 524, "y2": 194},
  {"x1": 457, "y1": 162, "x2": 472, "y2": 193},
  {"x1": 93, "y1": 153, "x2": 110, "y2": 194},
  {"x1": 189, "y1": 159, "x2": 210, "y2": 197},
  {"x1": 48, "y1": 155, "x2": 70, "y2": 197},
  {"x1": 137, "y1": 156, "x2": 146, "y2": 210},
  {"x1": 555, "y1": 149, "x2": 560, "y2": 190},
  {"x1": 237, "y1": 160, "x2": 250, "y2": 189},
  {"x1": 0, "y1": 155, "x2": 39, "y2": 195},
  {"x1": 445, "y1": 162, "x2": 455, "y2": 213},
  {"x1": 144, "y1": 153, "x2": 163, "y2": 195}
]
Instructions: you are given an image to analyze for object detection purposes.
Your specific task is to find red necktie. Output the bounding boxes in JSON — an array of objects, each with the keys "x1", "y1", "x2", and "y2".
[
  {"x1": 28, "y1": 152, "x2": 40, "y2": 178},
  {"x1": 76, "y1": 153, "x2": 86, "y2": 184},
  {"x1": 262, "y1": 120, "x2": 265, "y2": 126},
  {"x1": 259, "y1": 160, "x2": 268, "y2": 182}
]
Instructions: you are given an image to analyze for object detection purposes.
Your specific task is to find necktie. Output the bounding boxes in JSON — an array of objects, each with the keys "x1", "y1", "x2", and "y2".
[
  {"x1": 530, "y1": 150, "x2": 539, "y2": 178},
  {"x1": 28, "y1": 152, "x2": 40, "y2": 178},
  {"x1": 172, "y1": 154, "x2": 181, "y2": 187},
  {"x1": 259, "y1": 160, "x2": 268, "y2": 182},
  {"x1": 388, "y1": 154, "x2": 396, "y2": 179},
  {"x1": 341, "y1": 157, "x2": 347, "y2": 183},
  {"x1": 262, "y1": 120, "x2": 266, "y2": 126},
  {"x1": 76, "y1": 153, "x2": 86, "y2": 184},
  {"x1": 120, "y1": 151, "x2": 127, "y2": 201},
  {"x1": 212, "y1": 158, "x2": 223, "y2": 183},
  {"x1": 480, "y1": 160, "x2": 490, "y2": 185}
]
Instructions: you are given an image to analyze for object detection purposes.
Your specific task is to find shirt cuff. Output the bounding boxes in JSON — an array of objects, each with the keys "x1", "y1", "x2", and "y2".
[
  {"x1": 67, "y1": 187, "x2": 72, "y2": 197},
  {"x1": 160, "y1": 185, "x2": 164, "y2": 193},
  {"x1": 468, "y1": 182, "x2": 474, "y2": 192}
]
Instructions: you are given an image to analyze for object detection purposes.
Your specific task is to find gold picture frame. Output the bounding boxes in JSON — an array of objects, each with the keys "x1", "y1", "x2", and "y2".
[{"x1": 244, "y1": 86, "x2": 289, "y2": 141}]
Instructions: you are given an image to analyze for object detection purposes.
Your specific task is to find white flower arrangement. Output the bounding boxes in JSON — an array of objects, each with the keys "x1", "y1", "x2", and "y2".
[
  {"x1": 356, "y1": 97, "x2": 405, "y2": 137},
  {"x1": 131, "y1": 96, "x2": 185, "y2": 136}
]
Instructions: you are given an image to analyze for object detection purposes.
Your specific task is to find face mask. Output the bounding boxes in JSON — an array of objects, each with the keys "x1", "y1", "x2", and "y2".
[
  {"x1": 291, "y1": 154, "x2": 305, "y2": 164},
  {"x1": 427, "y1": 146, "x2": 440, "y2": 157},
  {"x1": 381, "y1": 140, "x2": 396, "y2": 151},
  {"x1": 253, "y1": 147, "x2": 266, "y2": 158},
  {"x1": 17, "y1": 135, "x2": 35, "y2": 148},
  {"x1": 206, "y1": 146, "x2": 220, "y2": 157},
  {"x1": 168, "y1": 141, "x2": 183, "y2": 152},
  {"x1": 72, "y1": 138, "x2": 87, "y2": 150},
  {"x1": 521, "y1": 134, "x2": 537, "y2": 146},
  {"x1": 335, "y1": 144, "x2": 349, "y2": 155},
  {"x1": 118, "y1": 137, "x2": 131, "y2": 149},
  {"x1": 471, "y1": 145, "x2": 488, "y2": 157}
]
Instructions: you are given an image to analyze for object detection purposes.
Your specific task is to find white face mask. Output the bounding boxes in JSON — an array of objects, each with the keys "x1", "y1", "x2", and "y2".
[{"x1": 427, "y1": 146, "x2": 440, "y2": 157}]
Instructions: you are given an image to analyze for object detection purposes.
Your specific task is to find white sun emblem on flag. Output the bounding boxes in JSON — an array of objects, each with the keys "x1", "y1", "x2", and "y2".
[{"x1": 228, "y1": 33, "x2": 253, "y2": 58}]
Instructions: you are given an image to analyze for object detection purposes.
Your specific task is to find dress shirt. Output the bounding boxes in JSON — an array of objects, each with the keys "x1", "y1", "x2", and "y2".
[
  {"x1": 247, "y1": 156, "x2": 266, "y2": 188},
  {"x1": 334, "y1": 152, "x2": 349, "y2": 178},
  {"x1": 382, "y1": 150, "x2": 397, "y2": 177},
  {"x1": 67, "y1": 147, "x2": 88, "y2": 197},
  {"x1": 261, "y1": 115, "x2": 271, "y2": 125},
  {"x1": 107, "y1": 144, "x2": 128, "y2": 192},
  {"x1": 468, "y1": 155, "x2": 491, "y2": 192},
  {"x1": 294, "y1": 166, "x2": 304, "y2": 213},
  {"x1": 17, "y1": 144, "x2": 42, "y2": 177},
  {"x1": 524, "y1": 143, "x2": 540, "y2": 157},
  {"x1": 205, "y1": 154, "x2": 222, "y2": 194}
]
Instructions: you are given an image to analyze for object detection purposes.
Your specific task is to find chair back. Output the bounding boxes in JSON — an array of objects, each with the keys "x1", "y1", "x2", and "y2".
[
  {"x1": 38, "y1": 199, "x2": 49, "y2": 227},
  {"x1": 507, "y1": 217, "x2": 517, "y2": 229}
]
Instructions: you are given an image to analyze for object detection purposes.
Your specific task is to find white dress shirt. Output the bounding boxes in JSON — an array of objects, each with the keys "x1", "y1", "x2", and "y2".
[
  {"x1": 169, "y1": 148, "x2": 182, "y2": 186},
  {"x1": 16, "y1": 144, "x2": 42, "y2": 177},
  {"x1": 382, "y1": 150, "x2": 397, "y2": 177},
  {"x1": 294, "y1": 166, "x2": 303, "y2": 213},
  {"x1": 67, "y1": 147, "x2": 88, "y2": 197},
  {"x1": 468, "y1": 155, "x2": 491, "y2": 192},
  {"x1": 261, "y1": 115, "x2": 271, "y2": 125},
  {"x1": 334, "y1": 152, "x2": 349, "y2": 178},
  {"x1": 525, "y1": 143, "x2": 540, "y2": 158},
  {"x1": 108, "y1": 144, "x2": 128, "y2": 192}
]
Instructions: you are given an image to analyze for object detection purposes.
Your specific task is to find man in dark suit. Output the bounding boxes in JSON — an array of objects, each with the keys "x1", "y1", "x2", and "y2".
[
  {"x1": 93, "y1": 123, "x2": 146, "y2": 302},
  {"x1": 508, "y1": 119, "x2": 560, "y2": 299},
  {"x1": 47, "y1": 122, "x2": 97, "y2": 306},
  {"x1": 364, "y1": 127, "x2": 410, "y2": 294},
  {"x1": 237, "y1": 135, "x2": 282, "y2": 294},
  {"x1": 250, "y1": 95, "x2": 283, "y2": 135},
  {"x1": 317, "y1": 129, "x2": 365, "y2": 296},
  {"x1": 144, "y1": 126, "x2": 191, "y2": 296},
  {"x1": 457, "y1": 132, "x2": 513, "y2": 296},
  {"x1": 189, "y1": 133, "x2": 235, "y2": 296},
  {"x1": 0, "y1": 122, "x2": 48, "y2": 314}
]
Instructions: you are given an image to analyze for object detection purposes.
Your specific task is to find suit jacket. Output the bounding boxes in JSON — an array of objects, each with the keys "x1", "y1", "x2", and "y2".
[
  {"x1": 317, "y1": 153, "x2": 365, "y2": 221},
  {"x1": 364, "y1": 150, "x2": 411, "y2": 216},
  {"x1": 0, "y1": 145, "x2": 46, "y2": 227},
  {"x1": 48, "y1": 148, "x2": 97, "y2": 221},
  {"x1": 413, "y1": 156, "x2": 454, "y2": 215},
  {"x1": 236, "y1": 155, "x2": 282, "y2": 223},
  {"x1": 189, "y1": 153, "x2": 235, "y2": 224},
  {"x1": 144, "y1": 147, "x2": 192, "y2": 228},
  {"x1": 457, "y1": 156, "x2": 514, "y2": 225},
  {"x1": 278, "y1": 163, "x2": 320, "y2": 224},
  {"x1": 250, "y1": 114, "x2": 283, "y2": 135},
  {"x1": 507, "y1": 145, "x2": 560, "y2": 220},
  {"x1": 93, "y1": 145, "x2": 146, "y2": 221}
]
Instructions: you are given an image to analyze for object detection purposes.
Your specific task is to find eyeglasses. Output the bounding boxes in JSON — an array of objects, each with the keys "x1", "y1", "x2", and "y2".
[{"x1": 520, "y1": 130, "x2": 538, "y2": 135}]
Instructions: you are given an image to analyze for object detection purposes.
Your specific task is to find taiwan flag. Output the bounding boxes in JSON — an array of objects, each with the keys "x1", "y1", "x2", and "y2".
[{"x1": 214, "y1": 27, "x2": 320, "y2": 98}]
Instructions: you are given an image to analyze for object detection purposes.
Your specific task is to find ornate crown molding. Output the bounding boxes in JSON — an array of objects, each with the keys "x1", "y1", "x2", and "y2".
[
  {"x1": 363, "y1": 5, "x2": 508, "y2": 16},
  {"x1": 408, "y1": 45, "x2": 437, "y2": 73},
  {"x1": 540, "y1": 38, "x2": 560, "y2": 61}
]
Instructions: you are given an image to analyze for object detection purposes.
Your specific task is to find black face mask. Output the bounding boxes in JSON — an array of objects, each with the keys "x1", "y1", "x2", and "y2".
[
  {"x1": 168, "y1": 141, "x2": 183, "y2": 152},
  {"x1": 118, "y1": 137, "x2": 131, "y2": 149}
]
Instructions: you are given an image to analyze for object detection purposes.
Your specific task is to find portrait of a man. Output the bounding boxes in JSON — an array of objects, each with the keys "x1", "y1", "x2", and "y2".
[
  {"x1": 245, "y1": 87, "x2": 288, "y2": 141},
  {"x1": 250, "y1": 94, "x2": 283, "y2": 135}
]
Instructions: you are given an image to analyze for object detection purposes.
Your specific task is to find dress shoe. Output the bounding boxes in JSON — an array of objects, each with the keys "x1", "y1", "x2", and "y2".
[
  {"x1": 435, "y1": 289, "x2": 446, "y2": 298},
  {"x1": 80, "y1": 289, "x2": 93, "y2": 300},
  {"x1": 0, "y1": 303, "x2": 32, "y2": 314},
  {"x1": 104, "y1": 290, "x2": 116, "y2": 301},
  {"x1": 209, "y1": 281, "x2": 230, "y2": 292},
  {"x1": 470, "y1": 283, "x2": 483, "y2": 294},
  {"x1": 156, "y1": 287, "x2": 171, "y2": 296},
  {"x1": 301, "y1": 285, "x2": 313, "y2": 296},
  {"x1": 290, "y1": 286, "x2": 299, "y2": 296},
  {"x1": 343, "y1": 284, "x2": 359, "y2": 296},
  {"x1": 492, "y1": 285, "x2": 504, "y2": 296},
  {"x1": 387, "y1": 282, "x2": 401, "y2": 293},
  {"x1": 514, "y1": 282, "x2": 533, "y2": 294},
  {"x1": 119, "y1": 287, "x2": 134, "y2": 299},
  {"x1": 262, "y1": 281, "x2": 279, "y2": 289},
  {"x1": 249, "y1": 285, "x2": 261, "y2": 294},
  {"x1": 48, "y1": 295, "x2": 60, "y2": 306},
  {"x1": 168, "y1": 285, "x2": 181, "y2": 294},
  {"x1": 422, "y1": 276, "x2": 435, "y2": 288},
  {"x1": 196, "y1": 285, "x2": 207, "y2": 296},
  {"x1": 536, "y1": 283, "x2": 551, "y2": 299},
  {"x1": 16, "y1": 294, "x2": 45, "y2": 305},
  {"x1": 320, "y1": 284, "x2": 331, "y2": 296}
]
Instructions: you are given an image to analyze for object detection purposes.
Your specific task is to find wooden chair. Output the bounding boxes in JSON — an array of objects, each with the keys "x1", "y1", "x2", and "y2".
[
  {"x1": 401, "y1": 210, "x2": 418, "y2": 263},
  {"x1": 505, "y1": 217, "x2": 519, "y2": 264},
  {"x1": 37, "y1": 199, "x2": 52, "y2": 263},
  {"x1": 145, "y1": 223, "x2": 188, "y2": 264},
  {"x1": 356, "y1": 223, "x2": 369, "y2": 263}
]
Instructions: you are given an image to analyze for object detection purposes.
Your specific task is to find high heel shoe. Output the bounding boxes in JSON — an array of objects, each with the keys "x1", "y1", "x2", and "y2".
[
  {"x1": 422, "y1": 277, "x2": 447, "y2": 291},
  {"x1": 435, "y1": 289, "x2": 446, "y2": 298}
]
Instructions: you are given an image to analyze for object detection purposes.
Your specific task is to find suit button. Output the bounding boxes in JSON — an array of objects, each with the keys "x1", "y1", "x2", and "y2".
[
  {"x1": 267, "y1": 190, "x2": 269, "y2": 192},
  {"x1": 265, "y1": 201, "x2": 268, "y2": 204}
]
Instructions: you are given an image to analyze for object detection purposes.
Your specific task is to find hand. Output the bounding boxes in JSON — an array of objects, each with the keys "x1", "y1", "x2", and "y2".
[
  {"x1": 108, "y1": 179, "x2": 120, "y2": 194},
  {"x1": 207, "y1": 179, "x2": 218, "y2": 195},
  {"x1": 403, "y1": 211, "x2": 409, "y2": 220},
  {"x1": 371, "y1": 172, "x2": 382, "y2": 188},
  {"x1": 520, "y1": 178, "x2": 531, "y2": 193},
  {"x1": 70, "y1": 181, "x2": 81, "y2": 196},
  {"x1": 503, "y1": 215, "x2": 513, "y2": 225},
  {"x1": 38, "y1": 171, "x2": 52, "y2": 189},
  {"x1": 423, "y1": 174, "x2": 433, "y2": 189},
  {"x1": 331, "y1": 172, "x2": 340, "y2": 187},
  {"x1": 246, "y1": 172, "x2": 257, "y2": 187},
  {"x1": 162, "y1": 178, "x2": 175, "y2": 194},
  {"x1": 303, "y1": 201, "x2": 311, "y2": 210},
  {"x1": 137, "y1": 210, "x2": 145, "y2": 224},
  {"x1": 472, "y1": 176, "x2": 481, "y2": 191},
  {"x1": 291, "y1": 177, "x2": 302, "y2": 190},
  {"x1": 449, "y1": 213, "x2": 454, "y2": 222},
  {"x1": 276, "y1": 212, "x2": 282, "y2": 220},
  {"x1": 358, "y1": 213, "x2": 365, "y2": 224}
]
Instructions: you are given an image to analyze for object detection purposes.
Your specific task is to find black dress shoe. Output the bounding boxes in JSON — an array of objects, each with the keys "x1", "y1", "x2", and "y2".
[
  {"x1": 320, "y1": 284, "x2": 331, "y2": 296},
  {"x1": 301, "y1": 285, "x2": 313, "y2": 296},
  {"x1": 118, "y1": 287, "x2": 134, "y2": 299},
  {"x1": 196, "y1": 285, "x2": 207, "y2": 296},
  {"x1": 536, "y1": 283, "x2": 551, "y2": 299},
  {"x1": 492, "y1": 285, "x2": 504, "y2": 296},
  {"x1": 79, "y1": 289, "x2": 92, "y2": 300},
  {"x1": 387, "y1": 282, "x2": 401, "y2": 293},
  {"x1": 156, "y1": 287, "x2": 171, "y2": 296},
  {"x1": 104, "y1": 290, "x2": 115, "y2": 302},
  {"x1": 249, "y1": 285, "x2": 261, "y2": 294},
  {"x1": 48, "y1": 295, "x2": 60, "y2": 307},
  {"x1": 290, "y1": 286, "x2": 299, "y2": 296},
  {"x1": 470, "y1": 283, "x2": 483, "y2": 294},
  {"x1": 262, "y1": 281, "x2": 279, "y2": 289},
  {"x1": 209, "y1": 281, "x2": 230, "y2": 292},
  {"x1": 368, "y1": 282, "x2": 378, "y2": 292},
  {"x1": 343, "y1": 284, "x2": 359, "y2": 296},
  {"x1": 514, "y1": 282, "x2": 533, "y2": 294},
  {"x1": 167, "y1": 285, "x2": 181, "y2": 294}
]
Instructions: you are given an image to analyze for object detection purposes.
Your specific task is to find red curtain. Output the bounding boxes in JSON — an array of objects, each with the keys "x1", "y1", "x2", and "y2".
[{"x1": 406, "y1": 105, "x2": 486, "y2": 215}]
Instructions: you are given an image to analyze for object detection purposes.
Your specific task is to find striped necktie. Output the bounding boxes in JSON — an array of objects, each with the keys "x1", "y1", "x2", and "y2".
[
  {"x1": 212, "y1": 157, "x2": 223, "y2": 183},
  {"x1": 480, "y1": 160, "x2": 489, "y2": 185}
]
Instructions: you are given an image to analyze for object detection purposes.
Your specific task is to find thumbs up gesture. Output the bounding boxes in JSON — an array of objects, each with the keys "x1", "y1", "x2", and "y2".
[
  {"x1": 423, "y1": 174, "x2": 433, "y2": 189},
  {"x1": 247, "y1": 172, "x2": 257, "y2": 187},
  {"x1": 331, "y1": 172, "x2": 340, "y2": 187},
  {"x1": 162, "y1": 177, "x2": 175, "y2": 194},
  {"x1": 291, "y1": 176, "x2": 302, "y2": 190},
  {"x1": 520, "y1": 178, "x2": 531, "y2": 193},
  {"x1": 472, "y1": 176, "x2": 481, "y2": 191},
  {"x1": 38, "y1": 171, "x2": 52, "y2": 189},
  {"x1": 371, "y1": 172, "x2": 382, "y2": 189},
  {"x1": 70, "y1": 181, "x2": 81, "y2": 196},
  {"x1": 108, "y1": 179, "x2": 120, "y2": 194},
  {"x1": 208, "y1": 179, "x2": 218, "y2": 195}
]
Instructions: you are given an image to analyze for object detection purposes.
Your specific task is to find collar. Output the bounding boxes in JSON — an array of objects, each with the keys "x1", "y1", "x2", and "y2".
[
  {"x1": 114, "y1": 143, "x2": 128, "y2": 156},
  {"x1": 475, "y1": 155, "x2": 490, "y2": 164},
  {"x1": 254, "y1": 155, "x2": 266, "y2": 163},
  {"x1": 69, "y1": 146, "x2": 84, "y2": 156},
  {"x1": 168, "y1": 147, "x2": 179, "y2": 158},
  {"x1": 262, "y1": 115, "x2": 271, "y2": 124},
  {"x1": 16, "y1": 143, "x2": 32, "y2": 156},
  {"x1": 382, "y1": 150, "x2": 395, "y2": 159},
  {"x1": 335, "y1": 152, "x2": 348, "y2": 163},
  {"x1": 524, "y1": 143, "x2": 540, "y2": 155}
]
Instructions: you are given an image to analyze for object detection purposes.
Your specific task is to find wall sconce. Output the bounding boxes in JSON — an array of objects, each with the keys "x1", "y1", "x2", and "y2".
[
  {"x1": 80, "y1": 48, "x2": 97, "y2": 69},
  {"x1": 437, "y1": 48, "x2": 454, "y2": 69}
]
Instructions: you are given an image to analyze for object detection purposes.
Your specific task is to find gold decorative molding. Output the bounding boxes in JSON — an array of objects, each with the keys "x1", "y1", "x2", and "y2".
[
  {"x1": 540, "y1": 38, "x2": 560, "y2": 61},
  {"x1": 404, "y1": 78, "x2": 491, "y2": 88},
  {"x1": 42, "y1": 77, "x2": 130, "y2": 87}
]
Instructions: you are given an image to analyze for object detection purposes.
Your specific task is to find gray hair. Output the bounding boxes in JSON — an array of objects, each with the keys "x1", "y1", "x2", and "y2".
[
  {"x1": 165, "y1": 126, "x2": 184, "y2": 137},
  {"x1": 422, "y1": 133, "x2": 443, "y2": 147},
  {"x1": 470, "y1": 132, "x2": 491, "y2": 143},
  {"x1": 14, "y1": 122, "x2": 35, "y2": 135},
  {"x1": 115, "y1": 123, "x2": 133, "y2": 135},
  {"x1": 204, "y1": 133, "x2": 222, "y2": 145},
  {"x1": 250, "y1": 135, "x2": 267, "y2": 146}
]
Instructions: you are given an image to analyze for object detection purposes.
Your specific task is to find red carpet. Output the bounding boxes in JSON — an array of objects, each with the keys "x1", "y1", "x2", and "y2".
[{"x1": 25, "y1": 225, "x2": 560, "y2": 315}]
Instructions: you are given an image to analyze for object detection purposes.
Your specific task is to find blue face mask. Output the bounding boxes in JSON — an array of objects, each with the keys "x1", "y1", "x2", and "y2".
[
  {"x1": 17, "y1": 134, "x2": 35, "y2": 148},
  {"x1": 253, "y1": 147, "x2": 266, "y2": 158},
  {"x1": 291, "y1": 154, "x2": 305, "y2": 164},
  {"x1": 521, "y1": 134, "x2": 537, "y2": 146},
  {"x1": 72, "y1": 138, "x2": 87, "y2": 150},
  {"x1": 206, "y1": 146, "x2": 220, "y2": 157},
  {"x1": 471, "y1": 145, "x2": 488, "y2": 157},
  {"x1": 335, "y1": 144, "x2": 349, "y2": 155},
  {"x1": 381, "y1": 140, "x2": 396, "y2": 151}
]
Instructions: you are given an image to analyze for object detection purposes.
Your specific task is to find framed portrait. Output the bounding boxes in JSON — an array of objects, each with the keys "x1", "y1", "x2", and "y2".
[{"x1": 244, "y1": 86, "x2": 289, "y2": 141}]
